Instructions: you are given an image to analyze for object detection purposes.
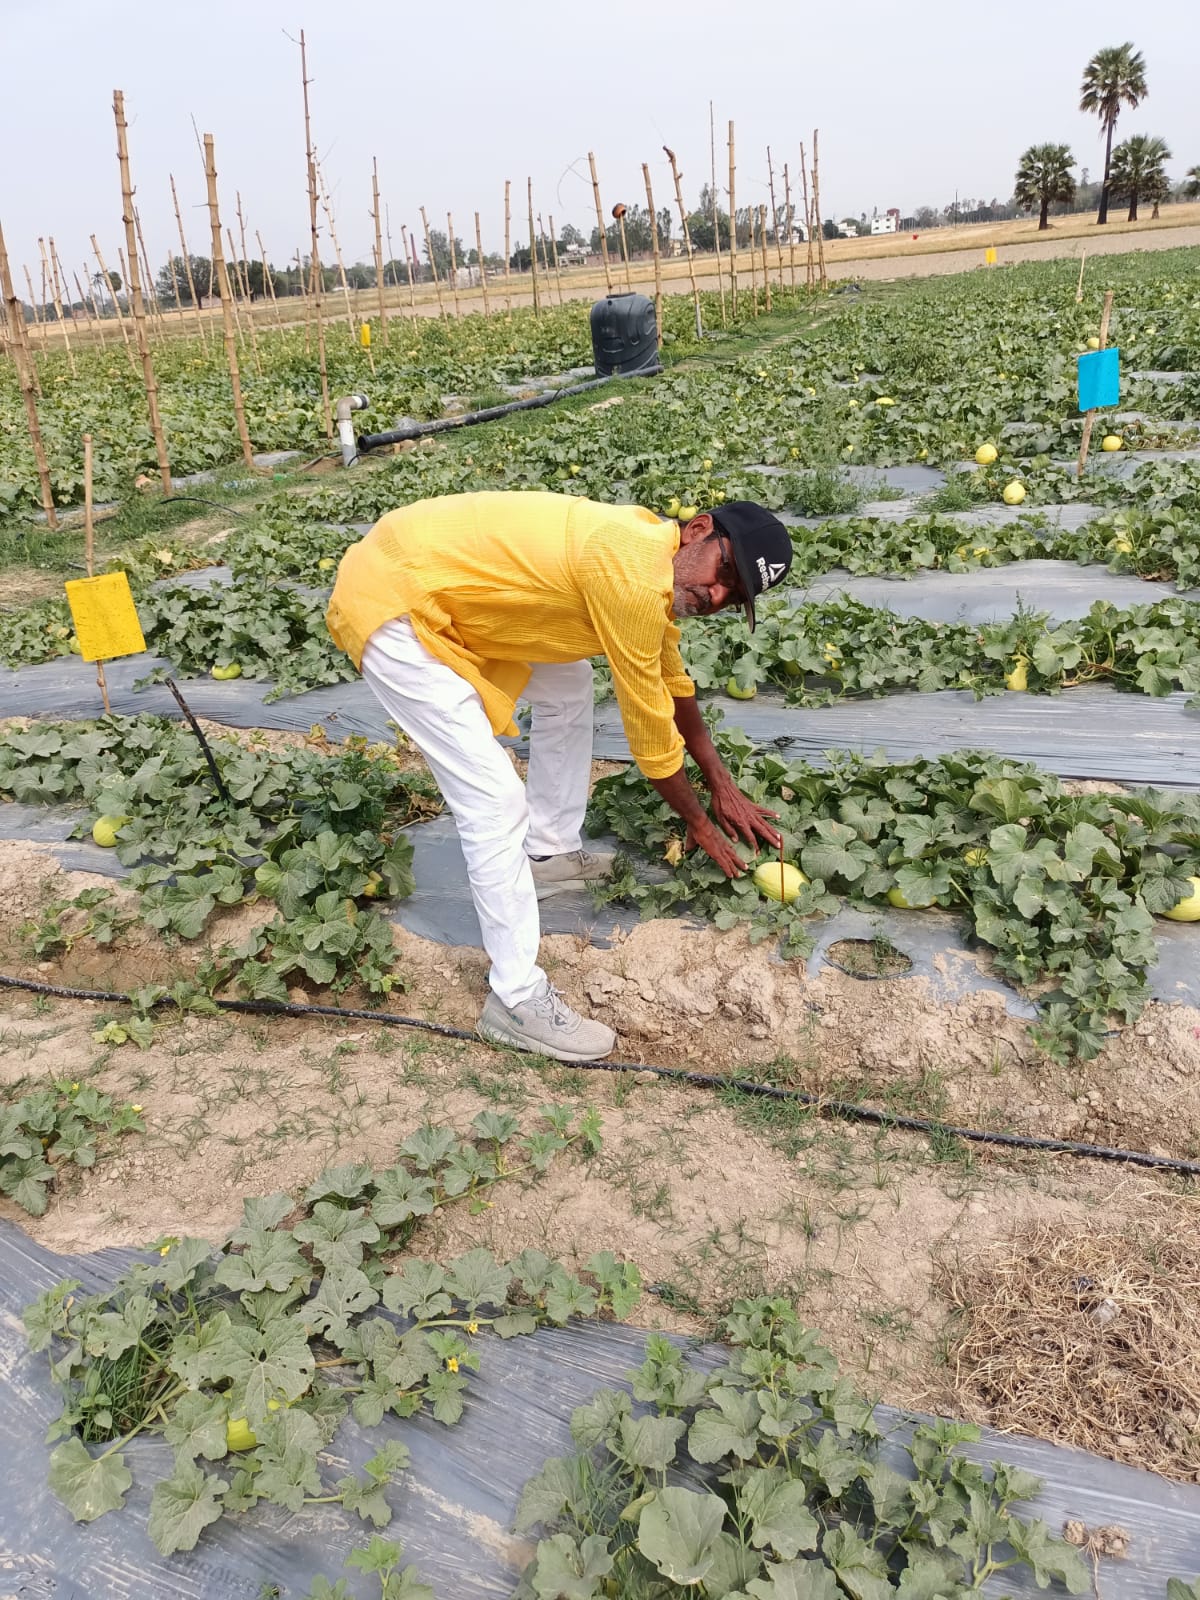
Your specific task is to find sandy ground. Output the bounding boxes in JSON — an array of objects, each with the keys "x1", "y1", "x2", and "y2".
[{"x1": 2, "y1": 835, "x2": 1198, "y2": 1474}]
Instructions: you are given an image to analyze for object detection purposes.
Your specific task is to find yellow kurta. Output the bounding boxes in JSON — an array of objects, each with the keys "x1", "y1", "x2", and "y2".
[{"x1": 326, "y1": 491, "x2": 695, "y2": 778}]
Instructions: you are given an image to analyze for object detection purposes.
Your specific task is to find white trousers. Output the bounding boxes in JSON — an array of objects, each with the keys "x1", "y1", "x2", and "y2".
[{"x1": 360, "y1": 618, "x2": 595, "y2": 1006}]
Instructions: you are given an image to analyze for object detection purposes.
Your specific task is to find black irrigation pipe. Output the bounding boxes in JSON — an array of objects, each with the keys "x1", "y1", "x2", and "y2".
[{"x1": 3, "y1": 972, "x2": 1199, "y2": 1179}]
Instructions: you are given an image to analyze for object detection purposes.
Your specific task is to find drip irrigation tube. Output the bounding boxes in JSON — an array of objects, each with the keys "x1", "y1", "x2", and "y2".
[
  {"x1": 3, "y1": 971, "x2": 1198, "y2": 1178},
  {"x1": 356, "y1": 371, "x2": 658, "y2": 453}
]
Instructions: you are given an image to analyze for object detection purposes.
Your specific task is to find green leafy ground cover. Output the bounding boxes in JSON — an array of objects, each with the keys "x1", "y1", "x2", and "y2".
[
  {"x1": 1, "y1": 716, "x2": 437, "y2": 1003},
  {"x1": 1, "y1": 1079, "x2": 144, "y2": 1215},
  {"x1": 587, "y1": 725, "x2": 1200, "y2": 1063}
]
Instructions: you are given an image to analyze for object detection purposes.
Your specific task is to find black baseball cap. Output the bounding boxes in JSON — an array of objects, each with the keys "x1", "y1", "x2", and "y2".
[{"x1": 710, "y1": 501, "x2": 794, "y2": 631}]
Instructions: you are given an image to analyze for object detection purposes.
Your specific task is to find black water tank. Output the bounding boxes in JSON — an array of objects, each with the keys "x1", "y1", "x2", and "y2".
[{"x1": 590, "y1": 292, "x2": 660, "y2": 377}]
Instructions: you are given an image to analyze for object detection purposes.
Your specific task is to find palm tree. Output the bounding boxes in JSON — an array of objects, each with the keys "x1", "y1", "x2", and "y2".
[
  {"x1": 1079, "y1": 43, "x2": 1148, "y2": 224},
  {"x1": 1109, "y1": 134, "x2": 1172, "y2": 222},
  {"x1": 1013, "y1": 144, "x2": 1077, "y2": 229},
  {"x1": 1185, "y1": 166, "x2": 1200, "y2": 200}
]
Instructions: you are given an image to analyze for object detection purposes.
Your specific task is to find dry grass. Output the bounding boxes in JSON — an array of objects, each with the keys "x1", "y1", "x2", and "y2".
[{"x1": 940, "y1": 1197, "x2": 1200, "y2": 1482}]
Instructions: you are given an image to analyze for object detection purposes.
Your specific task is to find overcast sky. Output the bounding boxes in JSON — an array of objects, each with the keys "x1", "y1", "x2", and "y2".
[{"x1": 2, "y1": 0, "x2": 1195, "y2": 288}]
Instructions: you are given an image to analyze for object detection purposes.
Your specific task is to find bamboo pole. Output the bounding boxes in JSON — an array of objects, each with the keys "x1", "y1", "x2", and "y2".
[
  {"x1": 418, "y1": 206, "x2": 447, "y2": 320},
  {"x1": 222, "y1": 228, "x2": 249, "y2": 357},
  {"x1": 256, "y1": 229, "x2": 284, "y2": 330},
  {"x1": 235, "y1": 191, "x2": 263, "y2": 342},
  {"x1": 372, "y1": 159, "x2": 388, "y2": 345},
  {"x1": 759, "y1": 205, "x2": 772, "y2": 313},
  {"x1": 446, "y1": 212, "x2": 462, "y2": 317},
  {"x1": 727, "y1": 120, "x2": 738, "y2": 318},
  {"x1": 82, "y1": 434, "x2": 112, "y2": 714},
  {"x1": 400, "y1": 223, "x2": 416, "y2": 309},
  {"x1": 526, "y1": 178, "x2": 540, "y2": 316},
  {"x1": 663, "y1": 144, "x2": 702, "y2": 339},
  {"x1": 299, "y1": 31, "x2": 332, "y2": 438},
  {"x1": 546, "y1": 212, "x2": 564, "y2": 304},
  {"x1": 40, "y1": 237, "x2": 76, "y2": 374},
  {"x1": 113, "y1": 90, "x2": 171, "y2": 493},
  {"x1": 783, "y1": 164, "x2": 796, "y2": 290},
  {"x1": 812, "y1": 129, "x2": 827, "y2": 289},
  {"x1": 767, "y1": 149, "x2": 785, "y2": 286},
  {"x1": 316, "y1": 161, "x2": 357, "y2": 334},
  {"x1": 800, "y1": 143, "x2": 815, "y2": 291},
  {"x1": 1077, "y1": 289, "x2": 1115, "y2": 479},
  {"x1": 384, "y1": 207, "x2": 397, "y2": 292},
  {"x1": 227, "y1": 226, "x2": 261, "y2": 374},
  {"x1": 613, "y1": 206, "x2": 633, "y2": 291},
  {"x1": 710, "y1": 100, "x2": 727, "y2": 328},
  {"x1": 0, "y1": 215, "x2": 57, "y2": 525},
  {"x1": 72, "y1": 267, "x2": 99, "y2": 339},
  {"x1": 24, "y1": 263, "x2": 45, "y2": 345},
  {"x1": 536, "y1": 214, "x2": 555, "y2": 304},
  {"x1": 503, "y1": 180, "x2": 512, "y2": 316},
  {"x1": 296, "y1": 248, "x2": 312, "y2": 352},
  {"x1": 1075, "y1": 251, "x2": 1087, "y2": 304},
  {"x1": 203, "y1": 133, "x2": 254, "y2": 469},
  {"x1": 81, "y1": 264, "x2": 107, "y2": 343},
  {"x1": 748, "y1": 206, "x2": 758, "y2": 316},
  {"x1": 163, "y1": 236, "x2": 184, "y2": 328},
  {"x1": 133, "y1": 207, "x2": 164, "y2": 334},
  {"x1": 641, "y1": 163, "x2": 662, "y2": 346},
  {"x1": 49, "y1": 239, "x2": 78, "y2": 342},
  {"x1": 170, "y1": 175, "x2": 208, "y2": 343},
  {"x1": 473, "y1": 211, "x2": 491, "y2": 315},
  {"x1": 588, "y1": 152, "x2": 613, "y2": 292},
  {"x1": 91, "y1": 235, "x2": 136, "y2": 368}
]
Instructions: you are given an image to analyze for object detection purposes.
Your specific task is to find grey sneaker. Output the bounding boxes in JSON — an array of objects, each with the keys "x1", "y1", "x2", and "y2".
[
  {"x1": 478, "y1": 981, "x2": 616, "y2": 1062},
  {"x1": 528, "y1": 847, "x2": 616, "y2": 901}
]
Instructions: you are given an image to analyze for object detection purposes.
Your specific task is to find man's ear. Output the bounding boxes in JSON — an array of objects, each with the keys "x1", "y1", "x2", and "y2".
[{"x1": 678, "y1": 512, "x2": 715, "y2": 546}]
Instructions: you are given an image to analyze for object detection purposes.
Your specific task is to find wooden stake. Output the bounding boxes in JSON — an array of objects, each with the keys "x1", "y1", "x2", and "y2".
[
  {"x1": 0, "y1": 215, "x2": 57, "y2": 526},
  {"x1": 767, "y1": 150, "x2": 785, "y2": 287},
  {"x1": 446, "y1": 212, "x2": 462, "y2": 317},
  {"x1": 546, "y1": 212, "x2": 564, "y2": 305},
  {"x1": 503, "y1": 180, "x2": 512, "y2": 316},
  {"x1": 372, "y1": 159, "x2": 389, "y2": 345},
  {"x1": 400, "y1": 223, "x2": 416, "y2": 309},
  {"x1": 299, "y1": 30, "x2": 332, "y2": 437},
  {"x1": 316, "y1": 161, "x2": 357, "y2": 334},
  {"x1": 760, "y1": 206, "x2": 772, "y2": 313},
  {"x1": 710, "y1": 101, "x2": 727, "y2": 329},
  {"x1": 235, "y1": 191, "x2": 263, "y2": 344},
  {"x1": 203, "y1": 132, "x2": 254, "y2": 469},
  {"x1": 474, "y1": 211, "x2": 491, "y2": 314},
  {"x1": 799, "y1": 142, "x2": 815, "y2": 291},
  {"x1": 40, "y1": 237, "x2": 76, "y2": 374},
  {"x1": 727, "y1": 120, "x2": 738, "y2": 318},
  {"x1": 384, "y1": 206, "x2": 397, "y2": 293},
  {"x1": 24, "y1": 263, "x2": 45, "y2": 345},
  {"x1": 81, "y1": 433, "x2": 112, "y2": 714},
  {"x1": 535, "y1": 214, "x2": 553, "y2": 303},
  {"x1": 1075, "y1": 251, "x2": 1087, "y2": 304},
  {"x1": 162, "y1": 235, "x2": 184, "y2": 327},
  {"x1": 663, "y1": 145, "x2": 702, "y2": 339},
  {"x1": 72, "y1": 267, "x2": 99, "y2": 338},
  {"x1": 170, "y1": 175, "x2": 208, "y2": 343},
  {"x1": 526, "y1": 178, "x2": 540, "y2": 315},
  {"x1": 113, "y1": 90, "x2": 171, "y2": 493},
  {"x1": 641, "y1": 164, "x2": 662, "y2": 346},
  {"x1": 80, "y1": 263, "x2": 107, "y2": 343},
  {"x1": 91, "y1": 235, "x2": 136, "y2": 369},
  {"x1": 49, "y1": 239, "x2": 77, "y2": 340},
  {"x1": 614, "y1": 207, "x2": 633, "y2": 291},
  {"x1": 783, "y1": 164, "x2": 797, "y2": 290},
  {"x1": 227, "y1": 225, "x2": 261, "y2": 374},
  {"x1": 133, "y1": 206, "x2": 164, "y2": 334},
  {"x1": 748, "y1": 206, "x2": 758, "y2": 316},
  {"x1": 256, "y1": 228, "x2": 284, "y2": 330},
  {"x1": 296, "y1": 247, "x2": 312, "y2": 352},
  {"x1": 223, "y1": 228, "x2": 249, "y2": 355},
  {"x1": 418, "y1": 206, "x2": 447, "y2": 320},
  {"x1": 812, "y1": 129, "x2": 827, "y2": 289},
  {"x1": 1077, "y1": 289, "x2": 1115, "y2": 479},
  {"x1": 587, "y1": 152, "x2": 613, "y2": 293}
]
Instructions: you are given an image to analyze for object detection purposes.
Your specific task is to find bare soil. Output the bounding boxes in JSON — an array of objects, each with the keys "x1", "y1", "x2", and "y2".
[{"x1": 2, "y1": 836, "x2": 1198, "y2": 1474}]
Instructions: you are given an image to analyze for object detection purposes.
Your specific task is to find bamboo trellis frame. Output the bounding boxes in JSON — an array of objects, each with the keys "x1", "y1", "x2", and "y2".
[
  {"x1": 0, "y1": 215, "x2": 57, "y2": 525},
  {"x1": 474, "y1": 211, "x2": 490, "y2": 314},
  {"x1": 546, "y1": 213, "x2": 564, "y2": 304},
  {"x1": 39, "y1": 236, "x2": 76, "y2": 373},
  {"x1": 170, "y1": 175, "x2": 208, "y2": 342},
  {"x1": 256, "y1": 228, "x2": 284, "y2": 329},
  {"x1": 446, "y1": 213, "x2": 462, "y2": 317},
  {"x1": 299, "y1": 29, "x2": 332, "y2": 436},
  {"x1": 113, "y1": 89, "x2": 171, "y2": 492},
  {"x1": 503, "y1": 180, "x2": 512, "y2": 316},
  {"x1": 526, "y1": 178, "x2": 540, "y2": 316},
  {"x1": 587, "y1": 152, "x2": 613, "y2": 292},
  {"x1": 91, "y1": 235, "x2": 136, "y2": 369},
  {"x1": 418, "y1": 206, "x2": 447, "y2": 319},
  {"x1": 316, "y1": 160, "x2": 357, "y2": 334},
  {"x1": 727, "y1": 121, "x2": 738, "y2": 318},
  {"x1": 767, "y1": 148, "x2": 785, "y2": 285},
  {"x1": 372, "y1": 159, "x2": 388, "y2": 344},
  {"x1": 203, "y1": 132, "x2": 254, "y2": 469},
  {"x1": 641, "y1": 163, "x2": 662, "y2": 345},
  {"x1": 812, "y1": 129, "x2": 827, "y2": 289},
  {"x1": 783, "y1": 163, "x2": 796, "y2": 290},
  {"x1": 710, "y1": 101, "x2": 727, "y2": 328},
  {"x1": 663, "y1": 144, "x2": 702, "y2": 338}
]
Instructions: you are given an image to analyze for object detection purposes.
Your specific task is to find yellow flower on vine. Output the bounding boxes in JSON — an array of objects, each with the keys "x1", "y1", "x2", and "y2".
[
  {"x1": 467, "y1": 1321, "x2": 479, "y2": 1335},
  {"x1": 446, "y1": 1356, "x2": 459, "y2": 1373}
]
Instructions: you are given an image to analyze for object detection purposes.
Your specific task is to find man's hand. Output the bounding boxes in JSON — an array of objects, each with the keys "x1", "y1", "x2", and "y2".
[
  {"x1": 684, "y1": 814, "x2": 747, "y2": 878},
  {"x1": 710, "y1": 779, "x2": 781, "y2": 852}
]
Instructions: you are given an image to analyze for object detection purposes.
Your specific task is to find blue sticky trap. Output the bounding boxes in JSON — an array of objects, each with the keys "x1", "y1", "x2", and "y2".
[{"x1": 1077, "y1": 347, "x2": 1120, "y2": 412}]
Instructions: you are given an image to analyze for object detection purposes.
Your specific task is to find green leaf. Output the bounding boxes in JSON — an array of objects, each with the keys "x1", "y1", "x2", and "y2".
[
  {"x1": 147, "y1": 1462, "x2": 226, "y2": 1555},
  {"x1": 371, "y1": 1164, "x2": 437, "y2": 1228},
  {"x1": 306, "y1": 1264, "x2": 380, "y2": 1342},
  {"x1": 614, "y1": 1412, "x2": 687, "y2": 1471},
  {"x1": 48, "y1": 1438, "x2": 133, "y2": 1523},
  {"x1": 304, "y1": 1161, "x2": 374, "y2": 1202},
  {"x1": 444, "y1": 1247, "x2": 512, "y2": 1310},
  {"x1": 293, "y1": 1202, "x2": 381, "y2": 1270},
  {"x1": 636, "y1": 1486, "x2": 727, "y2": 1585},
  {"x1": 230, "y1": 1191, "x2": 294, "y2": 1241},
  {"x1": 688, "y1": 1385, "x2": 762, "y2": 1463},
  {"x1": 1005, "y1": 1518, "x2": 1091, "y2": 1593},
  {"x1": 380, "y1": 1260, "x2": 452, "y2": 1320},
  {"x1": 747, "y1": 1559, "x2": 843, "y2": 1600},
  {"x1": 163, "y1": 1391, "x2": 230, "y2": 1463},
  {"x1": 531, "y1": 1532, "x2": 615, "y2": 1599},
  {"x1": 217, "y1": 1315, "x2": 315, "y2": 1424},
  {"x1": 737, "y1": 1468, "x2": 820, "y2": 1559},
  {"x1": 214, "y1": 1227, "x2": 310, "y2": 1294}
]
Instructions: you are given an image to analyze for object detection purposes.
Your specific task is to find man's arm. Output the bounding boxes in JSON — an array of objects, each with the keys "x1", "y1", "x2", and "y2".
[{"x1": 643, "y1": 695, "x2": 781, "y2": 878}]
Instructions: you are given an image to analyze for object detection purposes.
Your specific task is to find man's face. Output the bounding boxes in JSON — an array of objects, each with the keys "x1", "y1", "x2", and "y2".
[{"x1": 672, "y1": 526, "x2": 746, "y2": 619}]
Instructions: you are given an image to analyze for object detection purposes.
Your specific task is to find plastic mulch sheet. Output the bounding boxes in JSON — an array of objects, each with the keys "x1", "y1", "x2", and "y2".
[{"x1": 2, "y1": 1220, "x2": 1200, "y2": 1599}]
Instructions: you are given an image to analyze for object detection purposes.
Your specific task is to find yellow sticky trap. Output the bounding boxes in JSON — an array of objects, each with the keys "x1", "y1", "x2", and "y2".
[
  {"x1": 64, "y1": 572, "x2": 147, "y2": 663},
  {"x1": 984, "y1": 247, "x2": 997, "y2": 266},
  {"x1": 360, "y1": 322, "x2": 371, "y2": 349}
]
